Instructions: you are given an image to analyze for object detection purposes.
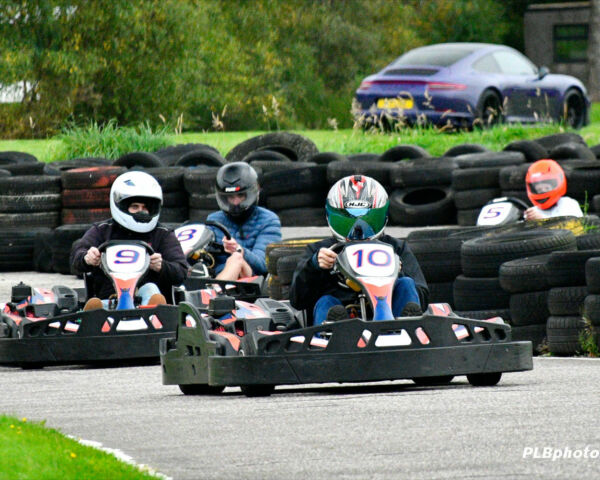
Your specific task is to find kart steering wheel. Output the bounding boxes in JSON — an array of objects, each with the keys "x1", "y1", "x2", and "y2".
[{"x1": 203, "y1": 220, "x2": 233, "y2": 254}]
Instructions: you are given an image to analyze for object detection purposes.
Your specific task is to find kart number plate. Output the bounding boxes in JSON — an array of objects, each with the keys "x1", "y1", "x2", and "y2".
[
  {"x1": 343, "y1": 243, "x2": 396, "y2": 277},
  {"x1": 105, "y1": 244, "x2": 148, "y2": 273},
  {"x1": 377, "y1": 97, "x2": 413, "y2": 109},
  {"x1": 175, "y1": 223, "x2": 209, "y2": 255}
]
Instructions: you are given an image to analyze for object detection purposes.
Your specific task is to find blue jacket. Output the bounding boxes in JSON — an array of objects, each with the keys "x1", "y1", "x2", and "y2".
[{"x1": 206, "y1": 207, "x2": 282, "y2": 275}]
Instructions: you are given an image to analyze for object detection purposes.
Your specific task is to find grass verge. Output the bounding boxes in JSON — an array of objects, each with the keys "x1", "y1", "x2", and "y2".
[{"x1": 0, "y1": 415, "x2": 162, "y2": 480}]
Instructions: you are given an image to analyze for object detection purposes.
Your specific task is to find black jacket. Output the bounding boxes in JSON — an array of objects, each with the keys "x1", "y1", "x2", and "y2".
[
  {"x1": 289, "y1": 235, "x2": 429, "y2": 313},
  {"x1": 70, "y1": 220, "x2": 188, "y2": 302}
]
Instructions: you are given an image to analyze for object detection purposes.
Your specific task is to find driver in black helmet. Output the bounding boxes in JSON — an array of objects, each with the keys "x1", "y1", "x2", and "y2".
[
  {"x1": 290, "y1": 175, "x2": 428, "y2": 325},
  {"x1": 206, "y1": 162, "x2": 281, "y2": 281}
]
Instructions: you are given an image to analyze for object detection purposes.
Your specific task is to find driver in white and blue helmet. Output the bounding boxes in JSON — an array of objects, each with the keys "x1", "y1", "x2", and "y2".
[{"x1": 289, "y1": 175, "x2": 428, "y2": 325}]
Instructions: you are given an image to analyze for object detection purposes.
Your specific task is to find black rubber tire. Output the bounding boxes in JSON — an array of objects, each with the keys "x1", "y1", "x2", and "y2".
[
  {"x1": 577, "y1": 231, "x2": 600, "y2": 250},
  {"x1": 563, "y1": 164, "x2": 600, "y2": 199},
  {"x1": 266, "y1": 191, "x2": 326, "y2": 210},
  {"x1": 379, "y1": 145, "x2": 430, "y2": 162},
  {"x1": 0, "y1": 212, "x2": 60, "y2": 229},
  {"x1": 586, "y1": 257, "x2": 600, "y2": 293},
  {"x1": 226, "y1": 132, "x2": 319, "y2": 163},
  {"x1": 0, "y1": 176, "x2": 61, "y2": 195},
  {"x1": 188, "y1": 208, "x2": 213, "y2": 222},
  {"x1": 474, "y1": 89, "x2": 503, "y2": 128},
  {"x1": 389, "y1": 187, "x2": 456, "y2": 226},
  {"x1": 390, "y1": 157, "x2": 458, "y2": 188},
  {"x1": 278, "y1": 207, "x2": 327, "y2": 227},
  {"x1": 183, "y1": 167, "x2": 220, "y2": 194},
  {"x1": 548, "y1": 286, "x2": 588, "y2": 316},
  {"x1": 427, "y1": 281, "x2": 454, "y2": 306},
  {"x1": 62, "y1": 188, "x2": 110, "y2": 208},
  {"x1": 159, "y1": 207, "x2": 189, "y2": 223},
  {"x1": 562, "y1": 88, "x2": 587, "y2": 129},
  {"x1": 548, "y1": 142, "x2": 596, "y2": 162},
  {"x1": 348, "y1": 153, "x2": 380, "y2": 162},
  {"x1": 242, "y1": 149, "x2": 291, "y2": 164},
  {"x1": 143, "y1": 167, "x2": 185, "y2": 192},
  {"x1": 453, "y1": 188, "x2": 501, "y2": 209},
  {"x1": 451, "y1": 167, "x2": 501, "y2": 191},
  {"x1": 179, "y1": 384, "x2": 225, "y2": 395},
  {"x1": 267, "y1": 246, "x2": 308, "y2": 275},
  {"x1": 457, "y1": 208, "x2": 482, "y2": 226},
  {"x1": 443, "y1": 144, "x2": 490, "y2": 157},
  {"x1": 0, "y1": 151, "x2": 38, "y2": 163},
  {"x1": 113, "y1": 151, "x2": 163, "y2": 168},
  {"x1": 467, "y1": 372, "x2": 502, "y2": 386},
  {"x1": 162, "y1": 191, "x2": 188, "y2": 208},
  {"x1": 499, "y1": 163, "x2": 531, "y2": 190},
  {"x1": 534, "y1": 132, "x2": 586, "y2": 150},
  {"x1": 326, "y1": 160, "x2": 393, "y2": 186},
  {"x1": 189, "y1": 193, "x2": 219, "y2": 210},
  {"x1": 0, "y1": 162, "x2": 46, "y2": 176},
  {"x1": 503, "y1": 140, "x2": 548, "y2": 162},
  {"x1": 499, "y1": 254, "x2": 550, "y2": 293},
  {"x1": 307, "y1": 152, "x2": 348, "y2": 164},
  {"x1": 277, "y1": 253, "x2": 304, "y2": 284},
  {"x1": 154, "y1": 143, "x2": 220, "y2": 166},
  {"x1": 455, "y1": 309, "x2": 511, "y2": 322},
  {"x1": 261, "y1": 165, "x2": 328, "y2": 196},
  {"x1": 33, "y1": 228, "x2": 54, "y2": 272},
  {"x1": 61, "y1": 166, "x2": 126, "y2": 189},
  {"x1": 511, "y1": 324, "x2": 547, "y2": 355},
  {"x1": 453, "y1": 275, "x2": 510, "y2": 311},
  {"x1": 175, "y1": 149, "x2": 226, "y2": 167},
  {"x1": 61, "y1": 208, "x2": 111, "y2": 225},
  {"x1": 454, "y1": 151, "x2": 525, "y2": 169},
  {"x1": 545, "y1": 250, "x2": 600, "y2": 287},
  {"x1": 0, "y1": 194, "x2": 61, "y2": 213},
  {"x1": 583, "y1": 294, "x2": 600, "y2": 325},
  {"x1": 591, "y1": 143, "x2": 600, "y2": 160},
  {"x1": 44, "y1": 157, "x2": 112, "y2": 175},
  {"x1": 461, "y1": 229, "x2": 577, "y2": 278},
  {"x1": 509, "y1": 291, "x2": 550, "y2": 326},
  {"x1": 546, "y1": 315, "x2": 586, "y2": 355}
]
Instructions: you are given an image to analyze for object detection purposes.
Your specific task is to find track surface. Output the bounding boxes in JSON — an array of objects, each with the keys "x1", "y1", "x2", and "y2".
[{"x1": 1, "y1": 227, "x2": 599, "y2": 479}]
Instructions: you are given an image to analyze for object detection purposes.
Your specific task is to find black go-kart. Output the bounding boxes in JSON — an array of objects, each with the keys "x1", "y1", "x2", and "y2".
[
  {"x1": 0, "y1": 240, "x2": 178, "y2": 368},
  {"x1": 161, "y1": 240, "x2": 533, "y2": 397}
]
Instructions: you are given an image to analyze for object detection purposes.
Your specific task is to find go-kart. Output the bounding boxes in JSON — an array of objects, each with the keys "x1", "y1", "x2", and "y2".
[
  {"x1": 174, "y1": 220, "x2": 264, "y2": 294},
  {"x1": 0, "y1": 240, "x2": 178, "y2": 368},
  {"x1": 160, "y1": 240, "x2": 533, "y2": 396},
  {"x1": 477, "y1": 197, "x2": 529, "y2": 226}
]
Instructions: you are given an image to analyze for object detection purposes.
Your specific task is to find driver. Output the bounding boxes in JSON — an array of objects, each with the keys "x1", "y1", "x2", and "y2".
[
  {"x1": 289, "y1": 175, "x2": 428, "y2": 326},
  {"x1": 71, "y1": 171, "x2": 188, "y2": 309},
  {"x1": 205, "y1": 162, "x2": 281, "y2": 281},
  {"x1": 524, "y1": 159, "x2": 583, "y2": 220}
]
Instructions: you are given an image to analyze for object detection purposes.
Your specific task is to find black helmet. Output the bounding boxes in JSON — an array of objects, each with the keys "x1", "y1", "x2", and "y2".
[{"x1": 215, "y1": 162, "x2": 259, "y2": 219}]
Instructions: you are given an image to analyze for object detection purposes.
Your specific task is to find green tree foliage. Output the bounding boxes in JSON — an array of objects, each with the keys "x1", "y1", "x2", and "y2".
[{"x1": 1, "y1": 0, "x2": 525, "y2": 137}]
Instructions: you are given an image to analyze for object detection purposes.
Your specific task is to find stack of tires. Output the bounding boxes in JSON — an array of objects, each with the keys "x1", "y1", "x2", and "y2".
[
  {"x1": 183, "y1": 167, "x2": 220, "y2": 222},
  {"x1": 582, "y1": 257, "x2": 600, "y2": 353},
  {"x1": 451, "y1": 151, "x2": 526, "y2": 226},
  {"x1": 50, "y1": 224, "x2": 91, "y2": 275},
  {"x1": 144, "y1": 167, "x2": 188, "y2": 224},
  {"x1": 457, "y1": 229, "x2": 577, "y2": 334},
  {"x1": 61, "y1": 166, "x2": 126, "y2": 225},
  {"x1": 544, "y1": 250, "x2": 600, "y2": 355}
]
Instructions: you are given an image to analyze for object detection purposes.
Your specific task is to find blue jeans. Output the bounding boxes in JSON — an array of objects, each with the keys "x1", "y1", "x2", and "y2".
[
  {"x1": 101, "y1": 282, "x2": 161, "y2": 308},
  {"x1": 313, "y1": 277, "x2": 420, "y2": 326}
]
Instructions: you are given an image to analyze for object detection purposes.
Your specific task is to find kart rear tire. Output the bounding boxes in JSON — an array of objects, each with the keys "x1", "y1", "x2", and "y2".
[
  {"x1": 412, "y1": 375, "x2": 454, "y2": 386},
  {"x1": 240, "y1": 384, "x2": 275, "y2": 397},
  {"x1": 467, "y1": 372, "x2": 502, "y2": 386},
  {"x1": 179, "y1": 384, "x2": 225, "y2": 395}
]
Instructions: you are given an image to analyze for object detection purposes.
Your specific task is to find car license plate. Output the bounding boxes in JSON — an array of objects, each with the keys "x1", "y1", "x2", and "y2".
[{"x1": 377, "y1": 98, "x2": 414, "y2": 109}]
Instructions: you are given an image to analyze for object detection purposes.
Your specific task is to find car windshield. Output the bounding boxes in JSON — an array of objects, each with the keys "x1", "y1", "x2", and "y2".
[{"x1": 389, "y1": 45, "x2": 479, "y2": 68}]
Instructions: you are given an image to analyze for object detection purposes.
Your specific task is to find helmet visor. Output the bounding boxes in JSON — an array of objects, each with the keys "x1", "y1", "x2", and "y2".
[
  {"x1": 326, "y1": 204, "x2": 388, "y2": 240},
  {"x1": 528, "y1": 179, "x2": 558, "y2": 195}
]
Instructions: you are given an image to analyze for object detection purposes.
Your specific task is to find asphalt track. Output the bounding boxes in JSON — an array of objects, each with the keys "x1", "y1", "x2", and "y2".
[{"x1": 1, "y1": 227, "x2": 599, "y2": 479}]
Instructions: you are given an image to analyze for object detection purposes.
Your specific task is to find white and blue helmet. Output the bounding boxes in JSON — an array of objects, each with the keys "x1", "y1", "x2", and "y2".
[{"x1": 110, "y1": 171, "x2": 163, "y2": 233}]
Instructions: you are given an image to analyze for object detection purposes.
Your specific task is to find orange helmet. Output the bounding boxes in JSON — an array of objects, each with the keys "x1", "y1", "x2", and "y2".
[{"x1": 525, "y1": 159, "x2": 566, "y2": 210}]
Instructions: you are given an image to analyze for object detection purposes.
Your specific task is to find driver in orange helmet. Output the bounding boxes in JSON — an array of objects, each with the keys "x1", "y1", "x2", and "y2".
[{"x1": 523, "y1": 159, "x2": 583, "y2": 220}]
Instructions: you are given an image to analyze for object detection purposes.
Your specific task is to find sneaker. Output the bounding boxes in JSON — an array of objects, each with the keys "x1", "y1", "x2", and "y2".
[
  {"x1": 83, "y1": 297, "x2": 103, "y2": 311},
  {"x1": 148, "y1": 293, "x2": 167, "y2": 306},
  {"x1": 325, "y1": 305, "x2": 348, "y2": 323},
  {"x1": 400, "y1": 302, "x2": 423, "y2": 317}
]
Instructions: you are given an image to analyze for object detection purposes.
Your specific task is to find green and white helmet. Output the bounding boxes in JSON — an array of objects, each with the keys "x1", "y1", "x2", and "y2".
[{"x1": 326, "y1": 175, "x2": 389, "y2": 241}]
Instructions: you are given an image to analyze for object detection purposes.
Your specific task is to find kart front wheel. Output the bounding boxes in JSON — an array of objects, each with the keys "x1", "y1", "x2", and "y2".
[
  {"x1": 179, "y1": 384, "x2": 225, "y2": 395},
  {"x1": 412, "y1": 375, "x2": 454, "y2": 386},
  {"x1": 467, "y1": 372, "x2": 502, "y2": 386},
  {"x1": 240, "y1": 384, "x2": 275, "y2": 397}
]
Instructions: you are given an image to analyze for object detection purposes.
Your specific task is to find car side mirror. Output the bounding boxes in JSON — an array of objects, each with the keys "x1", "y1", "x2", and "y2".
[{"x1": 538, "y1": 66, "x2": 549, "y2": 79}]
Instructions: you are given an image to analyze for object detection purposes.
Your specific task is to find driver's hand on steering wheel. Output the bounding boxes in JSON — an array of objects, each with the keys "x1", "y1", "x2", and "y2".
[
  {"x1": 149, "y1": 253, "x2": 163, "y2": 272},
  {"x1": 84, "y1": 246, "x2": 101, "y2": 267},
  {"x1": 317, "y1": 247, "x2": 337, "y2": 270},
  {"x1": 223, "y1": 237, "x2": 243, "y2": 255},
  {"x1": 524, "y1": 207, "x2": 544, "y2": 221}
]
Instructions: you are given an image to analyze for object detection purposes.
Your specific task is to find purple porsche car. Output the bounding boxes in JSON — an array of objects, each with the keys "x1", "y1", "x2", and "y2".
[{"x1": 354, "y1": 42, "x2": 590, "y2": 129}]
